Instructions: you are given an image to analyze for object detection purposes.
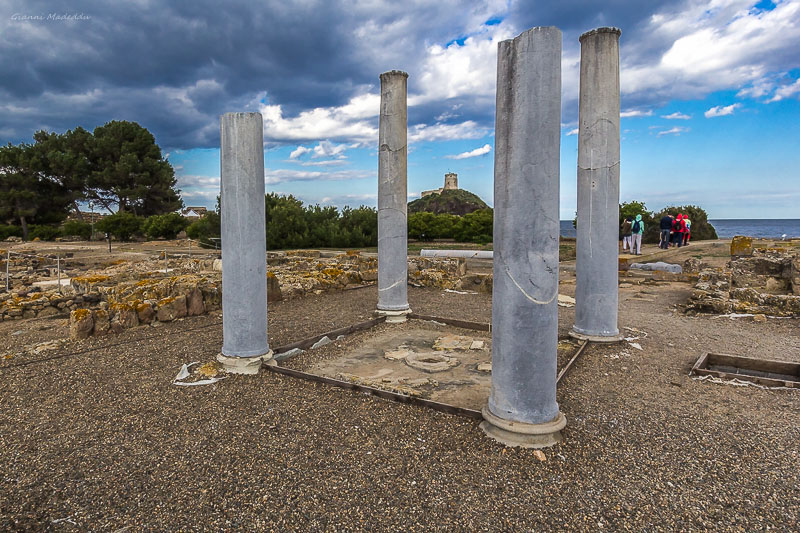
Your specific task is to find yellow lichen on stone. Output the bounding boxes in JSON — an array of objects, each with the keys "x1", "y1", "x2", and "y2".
[
  {"x1": 730, "y1": 236, "x2": 753, "y2": 257},
  {"x1": 72, "y1": 308, "x2": 91, "y2": 320}
]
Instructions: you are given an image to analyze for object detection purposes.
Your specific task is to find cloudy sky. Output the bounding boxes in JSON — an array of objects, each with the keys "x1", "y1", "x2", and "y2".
[{"x1": 2, "y1": 0, "x2": 799, "y2": 218}]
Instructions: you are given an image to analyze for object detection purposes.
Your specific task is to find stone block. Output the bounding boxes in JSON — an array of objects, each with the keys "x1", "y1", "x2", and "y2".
[
  {"x1": 793, "y1": 257, "x2": 800, "y2": 296},
  {"x1": 267, "y1": 272, "x2": 283, "y2": 302},
  {"x1": 93, "y1": 309, "x2": 110, "y2": 335},
  {"x1": 156, "y1": 295, "x2": 187, "y2": 322},
  {"x1": 112, "y1": 303, "x2": 139, "y2": 328},
  {"x1": 37, "y1": 306, "x2": 60, "y2": 318},
  {"x1": 730, "y1": 236, "x2": 753, "y2": 257},
  {"x1": 69, "y1": 308, "x2": 94, "y2": 339},
  {"x1": 186, "y1": 287, "x2": 205, "y2": 315},
  {"x1": 136, "y1": 302, "x2": 155, "y2": 324}
]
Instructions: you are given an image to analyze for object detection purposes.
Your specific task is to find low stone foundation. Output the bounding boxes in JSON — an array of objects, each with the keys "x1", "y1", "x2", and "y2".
[{"x1": 687, "y1": 247, "x2": 800, "y2": 317}]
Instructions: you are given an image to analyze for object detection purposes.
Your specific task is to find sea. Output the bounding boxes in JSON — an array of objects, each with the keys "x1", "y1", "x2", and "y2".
[{"x1": 559, "y1": 219, "x2": 800, "y2": 239}]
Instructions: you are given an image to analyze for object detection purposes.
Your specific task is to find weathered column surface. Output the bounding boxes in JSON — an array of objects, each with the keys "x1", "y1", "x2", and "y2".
[
  {"x1": 218, "y1": 112, "x2": 272, "y2": 374},
  {"x1": 571, "y1": 27, "x2": 623, "y2": 343},
  {"x1": 480, "y1": 26, "x2": 566, "y2": 448},
  {"x1": 376, "y1": 70, "x2": 411, "y2": 322}
]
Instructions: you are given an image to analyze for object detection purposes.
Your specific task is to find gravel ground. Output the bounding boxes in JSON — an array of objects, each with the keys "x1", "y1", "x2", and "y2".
[{"x1": 1, "y1": 279, "x2": 799, "y2": 530}]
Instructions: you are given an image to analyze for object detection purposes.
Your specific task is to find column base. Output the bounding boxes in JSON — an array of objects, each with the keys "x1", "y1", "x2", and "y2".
[
  {"x1": 569, "y1": 328, "x2": 623, "y2": 343},
  {"x1": 375, "y1": 308, "x2": 412, "y2": 323},
  {"x1": 216, "y1": 350, "x2": 274, "y2": 375},
  {"x1": 480, "y1": 407, "x2": 566, "y2": 449}
]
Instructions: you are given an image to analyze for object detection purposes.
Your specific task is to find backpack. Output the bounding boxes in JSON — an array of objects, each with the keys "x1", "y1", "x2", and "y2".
[
  {"x1": 632, "y1": 220, "x2": 641, "y2": 233},
  {"x1": 673, "y1": 219, "x2": 682, "y2": 232}
]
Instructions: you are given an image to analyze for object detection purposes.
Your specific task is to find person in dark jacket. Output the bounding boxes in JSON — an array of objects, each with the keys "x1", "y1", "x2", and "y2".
[
  {"x1": 621, "y1": 216, "x2": 633, "y2": 252},
  {"x1": 659, "y1": 214, "x2": 673, "y2": 249}
]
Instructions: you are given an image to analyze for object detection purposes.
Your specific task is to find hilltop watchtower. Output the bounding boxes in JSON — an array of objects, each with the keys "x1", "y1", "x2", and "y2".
[
  {"x1": 421, "y1": 172, "x2": 459, "y2": 197},
  {"x1": 444, "y1": 172, "x2": 458, "y2": 190}
]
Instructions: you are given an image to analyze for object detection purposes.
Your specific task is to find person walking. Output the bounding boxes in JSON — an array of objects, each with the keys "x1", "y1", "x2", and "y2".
[
  {"x1": 631, "y1": 214, "x2": 644, "y2": 255},
  {"x1": 659, "y1": 213, "x2": 673, "y2": 249},
  {"x1": 621, "y1": 216, "x2": 633, "y2": 253},
  {"x1": 683, "y1": 216, "x2": 691, "y2": 246}
]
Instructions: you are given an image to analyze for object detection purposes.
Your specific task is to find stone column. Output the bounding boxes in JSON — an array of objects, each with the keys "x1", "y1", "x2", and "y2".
[
  {"x1": 571, "y1": 27, "x2": 623, "y2": 343},
  {"x1": 480, "y1": 26, "x2": 566, "y2": 448},
  {"x1": 217, "y1": 112, "x2": 272, "y2": 374},
  {"x1": 376, "y1": 70, "x2": 411, "y2": 322}
]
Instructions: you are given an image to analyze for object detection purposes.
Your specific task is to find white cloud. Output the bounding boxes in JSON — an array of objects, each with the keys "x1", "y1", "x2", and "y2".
[
  {"x1": 767, "y1": 77, "x2": 800, "y2": 102},
  {"x1": 296, "y1": 159, "x2": 348, "y2": 167},
  {"x1": 622, "y1": 1, "x2": 800, "y2": 100},
  {"x1": 289, "y1": 146, "x2": 311, "y2": 159},
  {"x1": 408, "y1": 120, "x2": 489, "y2": 143},
  {"x1": 566, "y1": 128, "x2": 579, "y2": 136},
  {"x1": 704, "y1": 103, "x2": 742, "y2": 117},
  {"x1": 662, "y1": 112, "x2": 691, "y2": 120},
  {"x1": 410, "y1": 23, "x2": 513, "y2": 106},
  {"x1": 657, "y1": 126, "x2": 689, "y2": 136},
  {"x1": 260, "y1": 93, "x2": 379, "y2": 144},
  {"x1": 445, "y1": 143, "x2": 492, "y2": 159},
  {"x1": 264, "y1": 168, "x2": 373, "y2": 185},
  {"x1": 312, "y1": 140, "x2": 349, "y2": 159},
  {"x1": 620, "y1": 109, "x2": 653, "y2": 118}
]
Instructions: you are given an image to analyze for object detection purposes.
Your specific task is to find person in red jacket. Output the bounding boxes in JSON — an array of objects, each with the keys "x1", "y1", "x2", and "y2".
[{"x1": 671, "y1": 214, "x2": 685, "y2": 247}]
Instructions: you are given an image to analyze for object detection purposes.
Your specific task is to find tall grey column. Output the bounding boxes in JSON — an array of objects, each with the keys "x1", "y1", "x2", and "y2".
[
  {"x1": 571, "y1": 27, "x2": 623, "y2": 343},
  {"x1": 480, "y1": 27, "x2": 566, "y2": 448},
  {"x1": 217, "y1": 112, "x2": 272, "y2": 374},
  {"x1": 376, "y1": 70, "x2": 411, "y2": 322}
]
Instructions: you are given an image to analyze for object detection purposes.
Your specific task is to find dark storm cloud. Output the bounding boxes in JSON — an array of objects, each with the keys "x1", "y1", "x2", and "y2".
[
  {"x1": 2, "y1": 1, "x2": 797, "y2": 150},
  {"x1": 0, "y1": 0, "x2": 497, "y2": 148}
]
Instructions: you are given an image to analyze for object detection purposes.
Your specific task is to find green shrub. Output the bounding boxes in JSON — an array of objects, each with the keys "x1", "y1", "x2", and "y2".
[
  {"x1": 142, "y1": 212, "x2": 190, "y2": 240},
  {"x1": 453, "y1": 209, "x2": 493, "y2": 244},
  {"x1": 186, "y1": 211, "x2": 220, "y2": 247},
  {"x1": 0, "y1": 224, "x2": 22, "y2": 240},
  {"x1": 96, "y1": 212, "x2": 143, "y2": 241},
  {"x1": 60, "y1": 220, "x2": 92, "y2": 240},
  {"x1": 28, "y1": 225, "x2": 61, "y2": 241},
  {"x1": 263, "y1": 194, "x2": 378, "y2": 250}
]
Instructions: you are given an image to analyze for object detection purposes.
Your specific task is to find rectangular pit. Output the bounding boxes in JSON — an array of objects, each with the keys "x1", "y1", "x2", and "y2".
[{"x1": 691, "y1": 352, "x2": 800, "y2": 388}]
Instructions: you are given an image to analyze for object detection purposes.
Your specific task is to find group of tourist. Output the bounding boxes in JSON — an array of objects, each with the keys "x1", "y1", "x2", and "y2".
[
  {"x1": 620, "y1": 215, "x2": 645, "y2": 255},
  {"x1": 620, "y1": 213, "x2": 691, "y2": 254},
  {"x1": 659, "y1": 213, "x2": 691, "y2": 249}
]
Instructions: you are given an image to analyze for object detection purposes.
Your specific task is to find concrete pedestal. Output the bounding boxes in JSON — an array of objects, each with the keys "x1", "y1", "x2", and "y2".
[
  {"x1": 572, "y1": 27, "x2": 623, "y2": 343},
  {"x1": 218, "y1": 112, "x2": 272, "y2": 373},
  {"x1": 482, "y1": 27, "x2": 565, "y2": 448},
  {"x1": 376, "y1": 70, "x2": 411, "y2": 320}
]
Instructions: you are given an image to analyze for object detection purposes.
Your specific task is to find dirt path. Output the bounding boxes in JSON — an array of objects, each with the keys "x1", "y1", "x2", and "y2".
[{"x1": 0, "y1": 253, "x2": 798, "y2": 530}]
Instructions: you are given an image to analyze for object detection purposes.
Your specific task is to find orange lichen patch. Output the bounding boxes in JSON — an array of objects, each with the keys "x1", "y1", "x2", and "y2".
[
  {"x1": 196, "y1": 362, "x2": 221, "y2": 378},
  {"x1": 109, "y1": 302, "x2": 134, "y2": 312},
  {"x1": 321, "y1": 268, "x2": 343, "y2": 278},
  {"x1": 267, "y1": 271, "x2": 277, "y2": 279},
  {"x1": 73, "y1": 275, "x2": 111, "y2": 284},
  {"x1": 158, "y1": 296, "x2": 177, "y2": 305},
  {"x1": 71, "y1": 308, "x2": 92, "y2": 320},
  {"x1": 135, "y1": 302, "x2": 151, "y2": 313},
  {"x1": 136, "y1": 278, "x2": 160, "y2": 287},
  {"x1": 346, "y1": 250, "x2": 360, "y2": 256}
]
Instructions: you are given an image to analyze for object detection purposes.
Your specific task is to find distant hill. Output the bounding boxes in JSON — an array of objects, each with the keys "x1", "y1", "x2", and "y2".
[{"x1": 408, "y1": 189, "x2": 489, "y2": 216}]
